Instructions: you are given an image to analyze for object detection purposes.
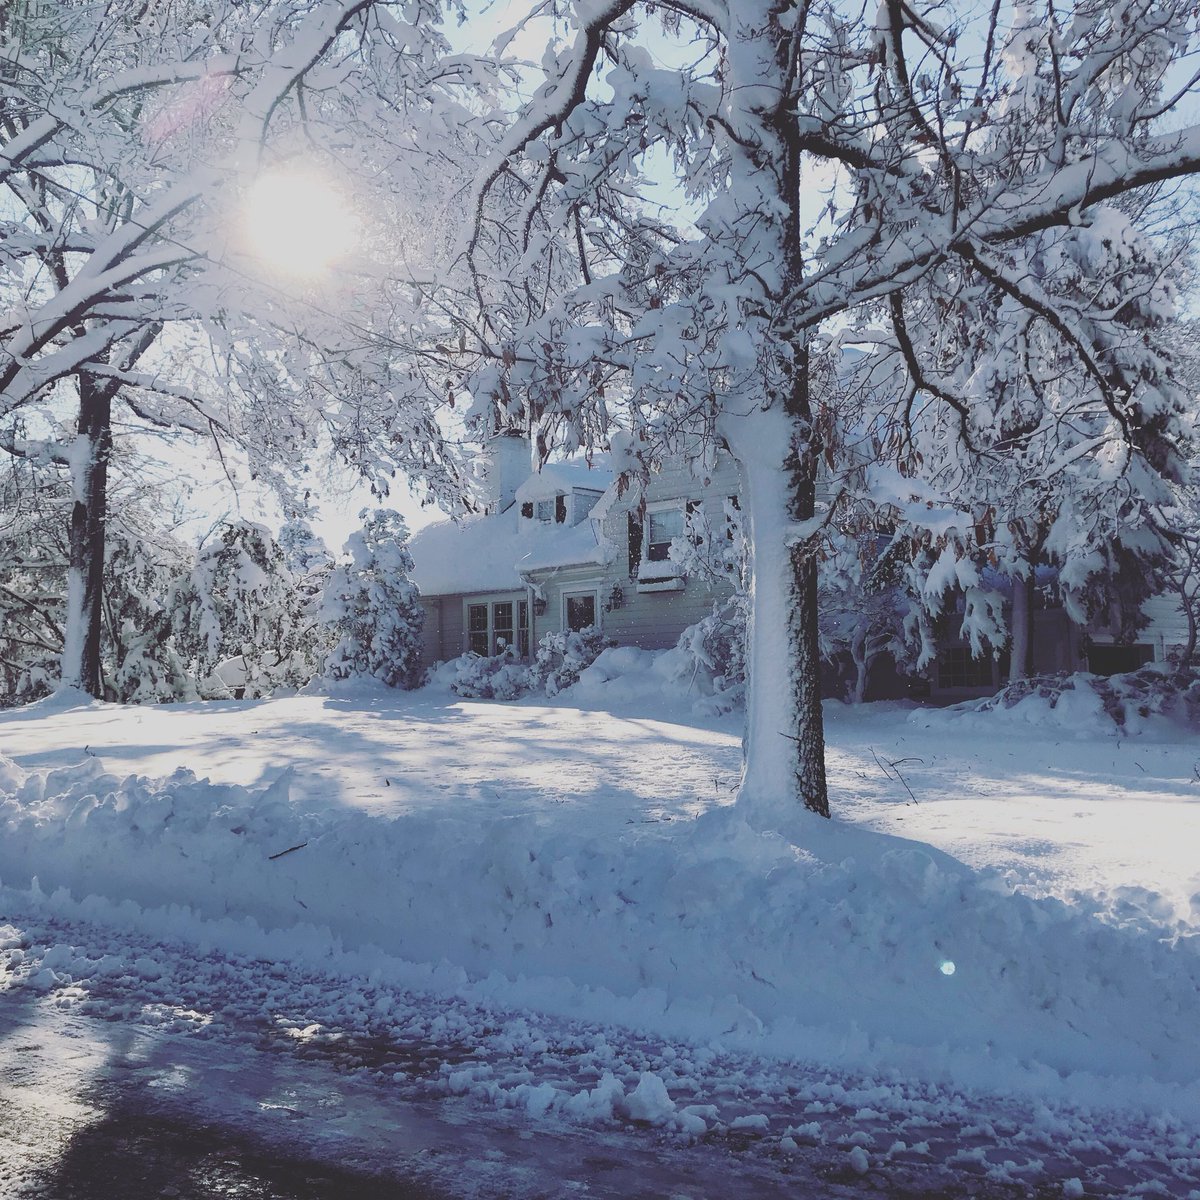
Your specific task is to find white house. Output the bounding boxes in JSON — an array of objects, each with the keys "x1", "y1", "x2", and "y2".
[
  {"x1": 409, "y1": 433, "x2": 742, "y2": 672},
  {"x1": 408, "y1": 433, "x2": 1190, "y2": 701}
]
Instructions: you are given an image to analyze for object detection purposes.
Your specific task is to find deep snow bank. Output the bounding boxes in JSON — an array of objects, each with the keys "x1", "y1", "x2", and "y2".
[{"x1": 1, "y1": 749, "x2": 1198, "y2": 1110}]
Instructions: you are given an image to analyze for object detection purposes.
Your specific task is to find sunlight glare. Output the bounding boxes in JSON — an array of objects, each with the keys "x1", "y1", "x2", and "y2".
[
  {"x1": 939, "y1": 960, "x2": 956, "y2": 976},
  {"x1": 243, "y1": 167, "x2": 358, "y2": 277}
]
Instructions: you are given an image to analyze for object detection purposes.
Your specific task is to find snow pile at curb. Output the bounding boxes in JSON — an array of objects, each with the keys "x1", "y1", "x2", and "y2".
[{"x1": 2, "y1": 750, "x2": 1199, "y2": 1111}]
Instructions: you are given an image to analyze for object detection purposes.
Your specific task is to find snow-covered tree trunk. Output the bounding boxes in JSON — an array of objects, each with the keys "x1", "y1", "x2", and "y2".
[
  {"x1": 720, "y1": 2, "x2": 829, "y2": 821},
  {"x1": 724, "y1": 406, "x2": 823, "y2": 817},
  {"x1": 850, "y1": 627, "x2": 871, "y2": 707},
  {"x1": 61, "y1": 371, "x2": 112, "y2": 697}
]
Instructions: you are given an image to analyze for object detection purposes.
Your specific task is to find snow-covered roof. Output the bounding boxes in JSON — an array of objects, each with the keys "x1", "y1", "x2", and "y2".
[
  {"x1": 515, "y1": 454, "x2": 611, "y2": 502},
  {"x1": 409, "y1": 453, "x2": 616, "y2": 596},
  {"x1": 410, "y1": 502, "x2": 611, "y2": 596}
]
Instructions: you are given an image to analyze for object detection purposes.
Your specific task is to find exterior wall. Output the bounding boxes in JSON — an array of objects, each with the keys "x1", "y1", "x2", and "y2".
[
  {"x1": 593, "y1": 454, "x2": 742, "y2": 651},
  {"x1": 418, "y1": 597, "x2": 444, "y2": 667},
  {"x1": 415, "y1": 589, "x2": 525, "y2": 670},
  {"x1": 529, "y1": 567, "x2": 605, "y2": 645},
  {"x1": 1121, "y1": 592, "x2": 1188, "y2": 660}
]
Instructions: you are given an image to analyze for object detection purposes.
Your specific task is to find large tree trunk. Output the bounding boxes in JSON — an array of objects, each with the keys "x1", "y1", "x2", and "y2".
[
  {"x1": 784, "y1": 357, "x2": 830, "y2": 818},
  {"x1": 1008, "y1": 565, "x2": 1035, "y2": 683},
  {"x1": 60, "y1": 371, "x2": 112, "y2": 697},
  {"x1": 722, "y1": 0, "x2": 830, "y2": 823},
  {"x1": 725, "y1": 408, "x2": 828, "y2": 822}
]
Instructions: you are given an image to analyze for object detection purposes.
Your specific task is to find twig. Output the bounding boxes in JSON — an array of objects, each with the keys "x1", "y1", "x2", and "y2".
[
  {"x1": 268, "y1": 842, "x2": 308, "y2": 861},
  {"x1": 889, "y1": 762, "x2": 919, "y2": 805},
  {"x1": 870, "y1": 747, "x2": 921, "y2": 804}
]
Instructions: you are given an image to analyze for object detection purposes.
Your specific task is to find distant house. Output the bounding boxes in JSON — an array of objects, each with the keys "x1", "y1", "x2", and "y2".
[
  {"x1": 409, "y1": 433, "x2": 741, "y2": 672},
  {"x1": 409, "y1": 433, "x2": 1190, "y2": 701}
]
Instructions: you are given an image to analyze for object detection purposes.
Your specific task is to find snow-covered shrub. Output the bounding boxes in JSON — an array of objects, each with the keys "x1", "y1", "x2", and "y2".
[
  {"x1": 447, "y1": 647, "x2": 532, "y2": 700},
  {"x1": 322, "y1": 509, "x2": 424, "y2": 690},
  {"x1": 0, "y1": 457, "x2": 202, "y2": 705},
  {"x1": 0, "y1": 462, "x2": 68, "y2": 706},
  {"x1": 529, "y1": 625, "x2": 615, "y2": 696},
  {"x1": 663, "y1": 499, "x2": 748, "y2": 711},
  {"x1": 969, "y1": 666, "x2": 1200, "y2": 734},
  {"x1": 104, "y1": 523, "x2": 196, "y2": 704},
  {"x1": 673, "y1": 594, "x2": 748, "y2": 712},
  {"x1": 173, "y1": 521, "x2": 316, "y2": 698}
]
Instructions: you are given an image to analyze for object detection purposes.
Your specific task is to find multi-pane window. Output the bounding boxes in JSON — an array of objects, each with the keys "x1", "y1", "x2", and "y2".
[
  {"x1": 467, "y1": 600, "x2": 529, "y2": 657},
  {"x1": 935, "y1": 646, "x2": 994, "y2": 689},
  {"x1": 565, "y1": 592, "x2": 597, "y2": 632},
  {"x1": 467, "y1": 603, "x2": 489, "y2": 656},
  {"x1": 492, "y1": 602, "x2": 514, "y2": 653},
  {"x1": 646, "y1": 508, "x2": 684, "y2": 562},
  {"x1": 535, "y1": 498, "x2": 555, "y2": 522}
]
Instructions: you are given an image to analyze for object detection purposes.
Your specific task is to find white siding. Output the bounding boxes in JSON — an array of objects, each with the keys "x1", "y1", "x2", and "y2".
[
  {"x1": 595, "y1": 453, "x2": 742, "y2": 651},
  {"x1": 1136, "y1": 593, "x2": 1189, "y2": 658}
]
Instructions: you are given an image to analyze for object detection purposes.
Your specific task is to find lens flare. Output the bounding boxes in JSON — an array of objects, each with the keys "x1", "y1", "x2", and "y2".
[
  {"x1": 939, "y1": 960, "x2": 956, "y2": 976},
  {"x1": 242, "y1": 167, "x2": 358, "y2": 277}
]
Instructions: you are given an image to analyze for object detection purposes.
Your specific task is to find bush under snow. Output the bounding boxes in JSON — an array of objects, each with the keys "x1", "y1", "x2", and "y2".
[{"x1": 915, "y1": 665, "x2": 1200, "y2": 737}]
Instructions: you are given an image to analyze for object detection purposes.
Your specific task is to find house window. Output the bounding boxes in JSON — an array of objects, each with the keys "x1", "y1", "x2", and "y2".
[
  {"x1": 535, "y1": 498, "x2": 555, "y2": 522},
  {"x1": 467, "y1": 603, "x2": 489, "y2": 656},
  {"x1": 466, "y1": 600, "x2": 529, "y2": 657},
  {"x1": 646, "y1": 507, "x2": 684, "y2": 562},
  {"x1": 564, "y1": 591, "x2": 598, "y2": 632},
  {"x1": 935, "y1": 646, "x2": 995, "y2": 690},
  {"x1": 725, "y1": 495, "x2": 741, "y2": 540},
  {"x1": 492, "y1": 601, "x2": 514, "y2": 653},
  {"x1": 1087, "y1": 643, "x2": 1153, "y2": 676}
]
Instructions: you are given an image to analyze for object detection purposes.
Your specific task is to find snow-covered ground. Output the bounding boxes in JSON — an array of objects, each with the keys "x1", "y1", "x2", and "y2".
[{"x1": 2, "y1": 679, "x2": 1199, "y2": 1196}]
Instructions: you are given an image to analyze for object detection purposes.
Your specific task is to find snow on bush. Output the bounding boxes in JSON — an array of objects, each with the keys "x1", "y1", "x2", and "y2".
[
  {"x1": 672, "y1": 595, "x2": 747, "y2": 713},
  {"x1": 447, "y1": 647, "x2": 531, "y2": 700},
  {"x1": 913, "y1": 666, "x2": 1200, "y2": 737},
  {"x1": 528, "y1": 625, "x2": 614, "y2": 696},
  {"x1": 173, "y1": 521, "x2": 317, "y2": 698},
  {"x1": 322, "y1": 510, "x2": 424, "y2": 690},
  {"x1": 445, "y1": 626, "x2": 614, "y2": 700}
]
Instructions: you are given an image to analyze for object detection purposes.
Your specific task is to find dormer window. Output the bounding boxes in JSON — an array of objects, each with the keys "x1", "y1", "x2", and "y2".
[{"x1": 521, "y1": 495, "x2": 567, "y2": 523}]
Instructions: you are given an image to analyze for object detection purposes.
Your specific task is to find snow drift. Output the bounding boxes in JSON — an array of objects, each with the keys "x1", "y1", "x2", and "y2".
[{"x1": 1, "y1": 744, "x2": 1198, "y2": 1115}]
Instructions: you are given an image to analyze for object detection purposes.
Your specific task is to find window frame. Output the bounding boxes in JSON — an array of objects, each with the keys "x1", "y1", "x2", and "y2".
[
  {"x1": 934, "y1": 645, "x2": 997, "y2": 691},
  {"x1": 643, "y1": 500, "x2": 686, "y2": 564},
  {"x1": 463, "y1": 595, "x2": 530, "y2": 658},
  {"x1": 562, "y1": 588, "x2": 601, "y2": 633}
]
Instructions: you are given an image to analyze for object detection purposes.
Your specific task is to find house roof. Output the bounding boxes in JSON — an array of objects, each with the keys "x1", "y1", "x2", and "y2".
[
  {"x1": 409, "y1": 453, "x2": 616, "y2": 597},
  {"x1": 515, "y1": 455, "x2": 610, "y2": 500}
]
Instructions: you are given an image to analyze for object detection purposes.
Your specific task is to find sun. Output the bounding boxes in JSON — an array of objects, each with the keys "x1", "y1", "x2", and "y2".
[{"x1": 242, "y1": 166, "x2": 359, "y2": 277}]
